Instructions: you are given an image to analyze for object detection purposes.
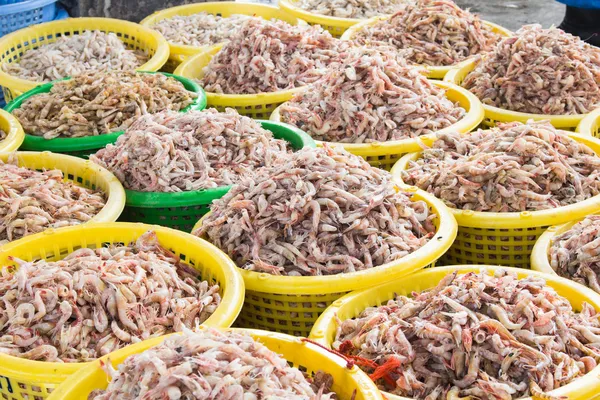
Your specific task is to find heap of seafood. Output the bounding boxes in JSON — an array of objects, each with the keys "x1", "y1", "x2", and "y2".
[
  {"x1": 352, "y1": 0, "x2": 502, "y2": 67},
  {"x1": 334, "y1": 269, "x2": 600, "y2": 399},
  {"x1": 200, "y1": 19, "x2": 346, "y2": 94},
  {"x1": 91, "y1": 108, "x2": 290, "y2": 192},
  {"x1": 279, "y1": 48, "x2": 465, "y2": 143},
  {"x1": 296, "y1": 0, "x2": 409, "y2": 19},
  {"x1": 402, "y1": 121, "x2": 600, "y2": 212},
  {"x1": 89, "y1": 328, "x2": 336, "y2": 399},
  {"x1": 151, "y1": 13, "x2": 263, "y2": 47},
  {"x1": 0, "y1": 231, "x2": 221, "y2": 362},
  {"x1": 0, "y1": 160, "x2": 106, "y2": 243},
  {"x1": 462, "y1": 25, "x2": 600, "y2": 115},
  {"x1": 550, "y1": 215, "x2": 600, "y2": 293},
  {"x1": 2, "y1": 31, "x2": 148, "y2": 82},
  {"x1": 12, "y1": 71, "x2": 197, "y2": 139},
  {"x1": 196, "y1": 146, "x2": 435, "y2": 276}
]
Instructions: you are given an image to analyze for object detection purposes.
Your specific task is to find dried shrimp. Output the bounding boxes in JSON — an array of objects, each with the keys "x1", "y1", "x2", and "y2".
[
  {"x1": 12, "y1": 71, "x2": 197, "y2": 139},
  {"x1": 0, "y1": 159, "x2": 106, "y2": 243},
  {"x1": 91, "y1": 108, "x2": 290, "y2": 192},
  {"x1": 352, "y1": 0, "x2": 502, "y2": 67},
  {"x1": 89, "y1": 328, "x2": 336, "y2": 399},
  {"x1": 334, "y1": 269, "x2": 600, "y2": 399},
  {"x1": 195, "y1": 146, "x2": 435, "y2": 276},
  {"x1": 2, "y1": 31, "x2": 148, "y2": 82},
  {"x1": 462, "y1": 24, "x2": 600, "y2": 115},
  {"x1": 279, "y1": 48, "x2": 465, "y2": 143},
  {"x1": 402, "y1": 120, "x2": 600, "y2": 212},
  {"x1": 200, "y1": 19, "x2": 346, "y2": 94},
  {"x1": 0, "y1": 231, "x2": 221, "y2": 362},
  {"x1": 296, "y1": 0, "x2": 410, "y2": 19}
]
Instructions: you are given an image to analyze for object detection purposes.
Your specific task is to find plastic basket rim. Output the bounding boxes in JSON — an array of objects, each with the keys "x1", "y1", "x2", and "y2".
[
  {"x1": 140, "y1": 2, "x2": 302, "y2": 59},
  {"x1": 341, "y1": 16, "x2": 512, "y2": 79},
  {"x1": 122, "y1": 119, "x2": 316, "y2": 208},
  {"x1": 0, "y1": 222, "x2": 245, "y2": 381},
  {"x1": 174, "y1": 44, "x2": 310, "y2": 105},
  {"x1": 444, "y1": 59, "x2": 590, "y2": 127},
  {"x1": 0, "y1": 107, "x2": 24, "y2": 152},
  {"x1": 0, "y1": 17, "x2": 170, "y2": 95},
  {"x1": 577, "y1": 107, "x2": 600, "y2": 136},
  {"x1": 0, "y1": 0, "x2": 57, "y2": 16},
  {"x1": 4, "y1": 71, "x2": 207, "y2": 152},
  {"x1": 530, "y1": 219, "x2": 582, "y2": 276},
  {"x1": 390, "y1": 131, "x2": 600, "y2": 229},
  {"x1": 309, "y1": 264, "x2": 600, "y2": 400},
  {"x1": 1, "y1": 151, "x2": 125, "y2": 224},
  {"x1": 193, "y1": 184, "x2": 458, "y2": 294},
  {"x1": 278, "y1": 0, "x2": 363, "y2": 27},
  {"x1": 270, "y1": 80, "x2": 484, "y2": 153},
  {"x1": 46, "y1": 327, "x2": 383, "y2": 400}
]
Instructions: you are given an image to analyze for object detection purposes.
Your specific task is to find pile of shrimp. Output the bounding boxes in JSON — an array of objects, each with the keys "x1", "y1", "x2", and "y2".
[
  {"x1": 89, "y1": 329, "x2": 336, "y2": 399},
  {"x1": 90, "y1": 108, "x2": 290, "y2": 192},
  {"x1": 0, "y1": 231, "x2": 221, "y2": 362},
  {"x1": 550, "y1": 215, "x2": 600, "y2": 294},
  {"x1": 334, "y1": 269, "x2": 600, "y2": 399},
  {"x1": 0, "y1": 159, "x2": 106, "y2": 243},
  {"x1": 200, "y1": 19, "x2": 346, "y2": 94},
  {"x1": 2, "y1": 31, "x2": 148, "y2": 82},
  {"x1": 296, "y1": 0, "x2": 410, "y2": 19},
  {"x1": 195, "y1": 146, "x2": 435, "y2": 276},
  {"x1": 352, "y1": 0, "x2": 502, "y2": 67},
  {"x1": 151, "y1": 13, "x2": 263, "y2": 47},
  {"x1": 401, "y1": 120, "x2": 600, "y2": 212},
  {"x1": 462, "y1": 25, "x2": 600, "y2": 115},
  {"x1": 12, "y1": 71, "x2": 197, "y2": 139},
  {"x1": 279, "y1": 48, "x2": 465, "y2": 143},
  {"x1": 0, "y1": 129, "x2": 6, "y2": 140}
]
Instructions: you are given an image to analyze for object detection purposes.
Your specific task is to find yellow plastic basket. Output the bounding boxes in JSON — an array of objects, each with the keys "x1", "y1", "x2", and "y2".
[
  {"x1": 0, "y1": 108, "x2": 24, "y2": 152},
  {"x1": 270, "y1": 80, "x2": 484, "y2": 170},
  {"x1": 341, "y1": 17, "x2": 512, "y2": 79},
  {"x1": 0, "y1": 18, "x2": 170, "y2": 103},
  {"x1": 577, "y1": 107, "x2": 600, "y2": 138},
  {"x1": 141, "y1": 2, "x2": 302, "y2": 67},
  {"x1": 444, "y1": 60, "x2": 591, "y2": 130},
  {"x1": 309, "y1": 265, "x2": 600, "y2": 400},
  {"x1": 391, "y1": 132, "x2": 600, "y2": 268},
  {"x1": 278, "y1": 0, "x2": 364, "y2": 37},
  {"x1": 193, "y1": 185, "x2": 457, "y2": 336},
  {"x1": 47, "y1": 327, "x2": 383, "y2": 400},
  {"x1": 174, "y1": 44, "x2": 307, "y2": 119},
  {"x1": 0, "y1": 222, "x2": 245, "y2": 400},
  {"x1": 0, "y1": 151, "x2": 125, "y2": 227},
  {"x1": 531, "y1": 219, "x2": 583, "y2": 276}
]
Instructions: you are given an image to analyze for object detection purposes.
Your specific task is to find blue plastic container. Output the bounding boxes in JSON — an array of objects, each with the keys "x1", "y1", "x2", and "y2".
[{"x1": 0, "y1": 0, "x2": 58, "y2": 37}]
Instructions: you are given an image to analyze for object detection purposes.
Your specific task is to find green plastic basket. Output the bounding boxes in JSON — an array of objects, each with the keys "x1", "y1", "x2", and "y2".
[
  {"x1": 4, "y1": 72, "x2": 207, "y2": 158},
  {"x1": 119, "y1": 120, "x2": 316, "y2": 232}
]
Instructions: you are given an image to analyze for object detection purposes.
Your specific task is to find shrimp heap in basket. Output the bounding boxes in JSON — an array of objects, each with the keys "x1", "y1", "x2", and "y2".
[
  {"x1": 334, "y1": 269, "x2": 600, "y2": 399},
  {"x1": 91, "y1": 108, "x2": 290, "y2": 192},
  {"x1": 196, "y1": 146, "x2": 435, "y2": 276},
  {"x1": 462, "y1": 25, "x2": 600, "y2": 115},
  {"x1": 89, "y1": 329, "x2": 336, "y2": 399},
  {"x1": 296, "y1": 0, "x2": 409, "y2": 19},
  {"x1": 0, "y1": 159, "x2": 106, "y2": 243},
  {"x1": 352, "y1": 0, "x2": 502, "y2": 67},
  {"x1": 402, "y1": 120, "x2": 600, "y2": 212},
  {"x1": 0, "y1": 231, "x2": 221, "y2": 362},
  {"x1": 279, "y1": 48, "x2": 465, "y2": 143},
  {"x1": 200, "y1": 19, "x2": 346, "y2": 94}
]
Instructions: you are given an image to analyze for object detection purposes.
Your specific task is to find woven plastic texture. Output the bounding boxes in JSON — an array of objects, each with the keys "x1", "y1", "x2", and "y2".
[
  {"x1": 391, "y1": 132, "x2": 600, "y2": 269},
  {"x1": 0, "y1": 222, "x2": 244, "y2": 400},
  {"x1": 141, "y1": 2, "x2": 301, "y2": 68},
  {"x1": 0, "y1": 0, "x2": 57, "y2": 38},
  {"x1": 310, "y1": 265, "x2": 600, "y2": 400},
  {"x1": 5, "y1": 72, "x2": 206, "y2": 158},
  {"x1": 0, "y1": 108, "x2": 23, "y2": 151},
  {"x1": 278, "y1": 0, "x2": 361, "y2": 37},
  {"x1": 174, "y1": 44, "x2": 306, "y2": 119},
  {"x1": 577, "y1": 108, "x2": 600, "y2": 138},
  {"x1": 444, "y1": 60, "x2": 587, "y2": 130},
  {"x1": 270, "y1": 80, "x2": 484, "y2": 170},
  {"x1": 119, "y1": 120, "x2": 316, "y2": 232},
  {"x1": 193, "y1": 186, "x2": 458, "y2": 336},
  {"x1": 47, "y1": 328, "x2": 382, "y2": 400},
  {"x1": 0, "y1": 18, "x2": 169, "y2": 103},
  {"x1": 342, "y1": 17, "x2": 512, "y2": 79}
]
